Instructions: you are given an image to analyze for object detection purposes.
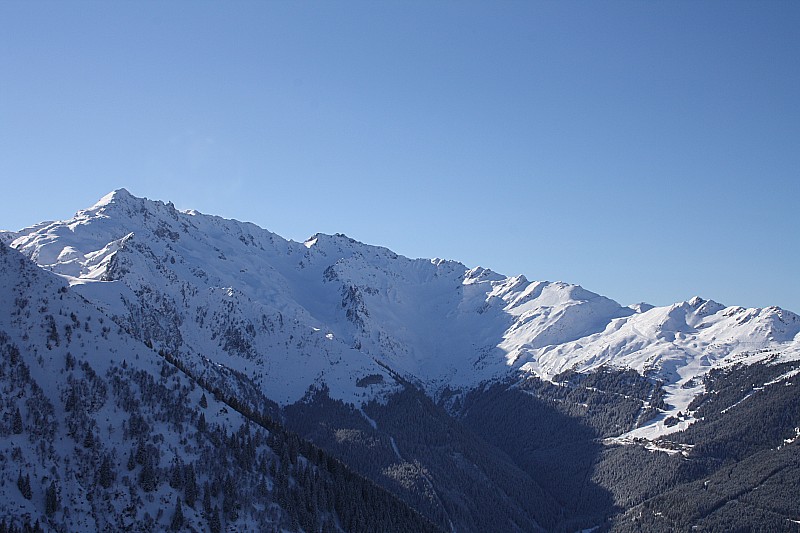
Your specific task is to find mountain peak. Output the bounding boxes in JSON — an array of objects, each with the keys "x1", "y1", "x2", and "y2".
[
  {"x1": 688, "y1": 295, "x2": 705, "y2": 307},
  {"x1": 628, "y1": 302, "x2": 655, "y2": 313},
  {"x1": 92, "y1": 188, "x2": 134, "y2": 208}
]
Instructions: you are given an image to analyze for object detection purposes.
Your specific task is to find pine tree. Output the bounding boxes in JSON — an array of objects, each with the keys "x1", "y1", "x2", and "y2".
[
  {"x1": 98, "y1": 454, "x2": 114, "y2": 489},
  {"x1": 203, "y1": 482, "x2": 212, "y2": 514},
  {"x1": 199, "y1": 393, "x2": 208, "y2": 409},
  {"x1": 83, "y1": 430, "x2": 94, "y2": 449},
  {"x1": 208, "y1": 506, "x2": 221, "y2": 533},
  {"x1": 169, "y1": 459, "x2": 184, "y2": 489},
  {"x1": 170, "y1": 497, "x2": 184, "y2": 531},
  {"x1": 222, "y1": 474, "x2": 236, "y2": 517},
  {"x1": 45, "y1": 482, "x2": 58, "y2": 516},
  {"x1": 135, "y1": 440, "x2": 147, "y2": 465},
  {"x1": 64, "y1": 390, "x2": 77, "y2": 413},
  {"x1": 12, "y1": 407, "x2": 23, "y2": 434},
  {"x1": 17, "y1": 472, "x2": 32, "y2": 500},
  {"x1": 138, "y1": 460, "x2": 157, "y2": 492},
  {"x1": 257, "y1": 475, "x2": 268, "y2": 498},
  {"x1": 197, "y1": 412, "x2": 206, "y2": 432},
  {"x1": 184, "y1": 464, "x2": 198, "y2": 508},
  {"x1": 127, "y1": 448, "x2": 136, "y2": 471}
]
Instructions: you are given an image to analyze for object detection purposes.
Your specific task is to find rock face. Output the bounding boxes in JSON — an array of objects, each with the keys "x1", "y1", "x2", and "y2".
[{"x1": 2, "y1": 189, "x2": 799, "y2": 532}]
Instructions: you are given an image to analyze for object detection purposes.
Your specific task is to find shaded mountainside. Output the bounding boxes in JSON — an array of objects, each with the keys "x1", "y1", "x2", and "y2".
[
  {"x1": 456, "y1": 363, "x2": 800, "y2": 531},
  {"x1": 281, "y1": 362, "x2": 800, "y2": 531},
  {"x1": 609, "y1": 359, "x2": 800, "y2": 532},
  {"x1": 2, "y1": 190, "x2": 800, "y2": 531},
  {"x1": 285, "y1": 384, "x2": 556, "y2": 532}
]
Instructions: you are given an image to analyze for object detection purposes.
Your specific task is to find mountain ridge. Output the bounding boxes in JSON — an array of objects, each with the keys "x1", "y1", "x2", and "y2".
[
  {"x1": 3, "y1": 189, "x2": 800, "y2": 531},
  {"x1": 5, "y1": 189, "x2": 800, "y2": 437}
]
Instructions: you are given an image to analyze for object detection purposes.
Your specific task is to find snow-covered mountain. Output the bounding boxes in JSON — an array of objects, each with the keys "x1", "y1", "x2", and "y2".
[
  {"x1": 3, "y1": 189, "x2": 800, "y2": 532},
  {"x1": 5, "y1": 189, "x2": 799, "y2": 420},
  {"x1": 0, "y1": 230, "x2": 444, "y2": 532}
]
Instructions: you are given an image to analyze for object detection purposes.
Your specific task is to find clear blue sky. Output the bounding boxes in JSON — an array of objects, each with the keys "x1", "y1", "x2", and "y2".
[{"x1": 2, "y1": 1, "x2": 798, "y2": 311}]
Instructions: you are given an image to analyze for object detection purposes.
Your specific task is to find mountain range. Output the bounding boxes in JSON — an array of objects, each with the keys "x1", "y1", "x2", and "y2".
[{"x1": 1, "y1": 189, "x2": 798, "y2": 532}]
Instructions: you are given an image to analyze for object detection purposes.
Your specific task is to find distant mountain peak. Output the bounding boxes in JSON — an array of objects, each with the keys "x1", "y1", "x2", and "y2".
[
  {"x1": 628, "y1": 302, "x2": 655, "y2": 313},
  {"x1": 688, "y1": 295, "x2": 705, "y2": 307}
]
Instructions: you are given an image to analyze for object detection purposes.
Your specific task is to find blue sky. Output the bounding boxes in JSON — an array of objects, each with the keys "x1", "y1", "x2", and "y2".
[{"x1": 2, "y1": 1, "x2": 798, "y2": 311}]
